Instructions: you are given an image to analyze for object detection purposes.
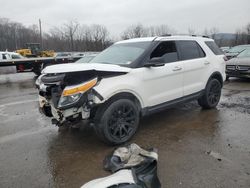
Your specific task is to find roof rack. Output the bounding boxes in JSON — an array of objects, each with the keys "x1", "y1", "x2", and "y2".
[
  {"x1": 157, "y1": 34, "x2": 211, "y2": 39},
  {"x1": 167, "y1": 34, "x2": 211, "y2": 38},
  {"x1": 160, "y1": 34, "x2": 172, "y2": 37},
  {"x1": 202, "y1": 35, "x2": 210, "y2": 38}
]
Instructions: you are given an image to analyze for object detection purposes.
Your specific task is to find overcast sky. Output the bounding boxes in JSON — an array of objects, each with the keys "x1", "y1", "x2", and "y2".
[{"x1": 1, "y1": 0, "x2": 249, "y2": 37}]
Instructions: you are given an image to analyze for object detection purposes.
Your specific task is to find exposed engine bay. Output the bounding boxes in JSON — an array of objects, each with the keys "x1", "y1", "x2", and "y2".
[{"x1": 36, "y1": 69, "x2": 127, "y2": 126}]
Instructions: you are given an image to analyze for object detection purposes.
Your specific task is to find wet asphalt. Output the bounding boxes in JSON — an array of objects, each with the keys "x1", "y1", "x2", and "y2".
[{"x1": 0, "y1": 72, "x2": 249, "y2": 188}]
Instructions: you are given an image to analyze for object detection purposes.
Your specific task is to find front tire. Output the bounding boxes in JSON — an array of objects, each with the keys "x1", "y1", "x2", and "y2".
[
  {"x1": 198, "y1": 79, "x2": 222, "y2": 109},
  {"x1": 94, "y1": 98, "x2": 140, "y2": 145}
]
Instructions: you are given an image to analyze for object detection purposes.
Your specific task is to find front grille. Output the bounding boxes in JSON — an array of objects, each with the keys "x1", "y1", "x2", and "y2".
[
  {"x1": 41, "y1": 73, "x2": 65, "y2": 84},
  {"x1": 226, "y1": 65, "x2": 250, "y2": 71}
]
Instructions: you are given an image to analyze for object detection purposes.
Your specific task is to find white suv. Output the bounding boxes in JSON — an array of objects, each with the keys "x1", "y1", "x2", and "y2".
[{"x1": 36, "y1": 36, "x2": 226, "y2": 145}]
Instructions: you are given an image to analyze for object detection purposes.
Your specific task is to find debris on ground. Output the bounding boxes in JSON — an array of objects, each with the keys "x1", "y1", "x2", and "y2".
[
  {"x1": 82, "y1": 143, "x2": 161, "y2": 188},
  {"x1": 206, "y1": 150, "x2": 231, "y2": 162}
]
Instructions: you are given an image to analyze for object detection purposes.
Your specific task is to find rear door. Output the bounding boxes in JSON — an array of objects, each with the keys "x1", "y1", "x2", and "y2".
[
  {"x1": 176, "y1": 40, "x2": 207, "y2": 96},
  {"x1": 142, "y1": 41, "x2": 183, "y2": 107}
]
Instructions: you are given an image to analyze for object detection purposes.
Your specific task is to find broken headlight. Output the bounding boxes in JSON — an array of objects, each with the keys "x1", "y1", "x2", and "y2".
[{"x1": 58, "y1": 78, "x2": 98, "y2": 108}]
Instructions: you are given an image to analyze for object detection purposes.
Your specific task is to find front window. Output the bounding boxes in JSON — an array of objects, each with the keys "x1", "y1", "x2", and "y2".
[
  {"x1": 150, "y1": 41, "x2": 178, "y2": 63},
  {"x1": 90, "y1": 42, "x2": 151, "y2": 65}
]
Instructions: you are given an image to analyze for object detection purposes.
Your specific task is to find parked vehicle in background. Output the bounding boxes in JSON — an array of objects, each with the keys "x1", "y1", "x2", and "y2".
[
  {"x1": 0, "y1": 51, "x2": 24, "y2": 60},
  {"x1": 54, "y1": 52, "x2": 72, "y2": 57},
  {"x1": 226, "y1": 48, "x2": 250, "y2": 80},
  {"x1": 75, "y1": 54, "x2": 98, "y2": 63},
  {"x1": 36, "y1": 36, "x2": 226, "y2": 145},
  {"x1": 225, "y1": 45, "x2": 250, "y2": 59},
  {"x1": 16, "y1": 43, "x2": 55, "y2": 57},
  {"x1": 0, "y1": 51, "x2": 24, "y2": 74},
  {"x1": 220, "y1": 46, "x2": 230, "y2": 53}
]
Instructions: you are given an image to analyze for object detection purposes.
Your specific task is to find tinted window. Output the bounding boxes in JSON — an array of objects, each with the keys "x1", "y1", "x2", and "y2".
[
  {"x1": 177, "y1": 41, "x2": 205, "y2": 60},
  {"x1": 150, "y1": 41, "x2": 178, "y2": 63},
  {"x1": 2, "y1": 54, "x2": 7, "y2": 59},
  {"x1": 205, "y1": 41, "x2": 223, "y2": 55}
]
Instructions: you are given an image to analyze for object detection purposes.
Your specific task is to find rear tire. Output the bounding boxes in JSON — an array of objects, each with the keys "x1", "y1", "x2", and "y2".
[
  {"x1": 198, "y1": 79, "x2": 222, "y2": 109},
  {"x1": 226, "y1": 76, "x2": 230, "y2": 81},
  {"x1": 94, "y1": 98, "x2": 140, "y2": 145}
]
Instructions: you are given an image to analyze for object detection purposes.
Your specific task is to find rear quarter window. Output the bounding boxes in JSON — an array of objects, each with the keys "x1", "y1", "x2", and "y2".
[
  {"x1": 177, "y1": 40, "x2": 206, "y2": 61},
  {"x1": 205, "y1": 41, "x2": 223, "y2": 55}
]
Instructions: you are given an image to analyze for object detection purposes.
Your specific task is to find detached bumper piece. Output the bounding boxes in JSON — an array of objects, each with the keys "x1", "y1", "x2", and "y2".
[{"x1": 82, "y1": 143, "x2": 161, "y2": 188}]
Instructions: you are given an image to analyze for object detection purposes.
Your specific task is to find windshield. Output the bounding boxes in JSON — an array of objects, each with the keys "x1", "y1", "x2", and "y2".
[
  {"x1": 89, "y1": 42, "x2": 151, "y2": 65},
  {"x1": 75, "y1": 56, "x2": 95, "y2": 63},
  {"x1": 228, "y1": 46, "x2": 250, "y2": 53},
  {"x1": 11, "y1": 54, "x2": 23, "y2": 59},
  {"x1": 237, "y1": 49, "x2": 250, "y2": 58}
]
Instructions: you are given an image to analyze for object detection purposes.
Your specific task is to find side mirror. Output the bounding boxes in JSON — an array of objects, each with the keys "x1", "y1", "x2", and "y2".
[{"x1": 144, "y1": 57, "x2": 165, "y2": 67}]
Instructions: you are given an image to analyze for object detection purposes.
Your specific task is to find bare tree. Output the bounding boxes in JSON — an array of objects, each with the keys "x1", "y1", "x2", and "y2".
[
  {"x1": 63, "y1": 21, "x2": 79, "y2": 51},
  {"x1": 187, "y1": 27, "x2": 196, "y2": 35},
  {"x1": 209, "y1": 27, "x2": 219, "y2": 40},
  {"x1": 234, "y1": 27, "x2": 249, "y2": 46},
  {"x1": 246, "y1": 23, "x2": 250, "y2": 44},
  {"x1": 90, "y1": 24, "x2": 109, "y2": 50},
  {"x1": 147, "y1": 25, "x2": 173, "y2": 36},
  {"x1": 121, "y1": 24, "x2": 146, "y2": 40}
]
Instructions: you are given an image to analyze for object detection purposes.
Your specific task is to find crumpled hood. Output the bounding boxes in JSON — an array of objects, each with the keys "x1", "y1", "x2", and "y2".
[{"x1": 42, "y1": 63, "x2": 131, "y2": 74}]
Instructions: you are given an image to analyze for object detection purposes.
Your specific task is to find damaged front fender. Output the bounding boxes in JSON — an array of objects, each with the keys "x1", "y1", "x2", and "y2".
[{"x1": 37, "y1": 67, "x2": 129, "y2": 126}]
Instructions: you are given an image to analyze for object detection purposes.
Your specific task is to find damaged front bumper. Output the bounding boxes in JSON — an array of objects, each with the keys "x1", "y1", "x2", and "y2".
[
  {"x1": 39, "y1": 94, "x2": 91, "y2": 125},
  {"x1": 37, "y1": 73, "x2": 102, "y2": 126}
]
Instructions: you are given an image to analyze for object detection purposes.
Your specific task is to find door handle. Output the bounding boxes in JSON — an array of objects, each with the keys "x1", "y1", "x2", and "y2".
[
  {"x1": 204, "y1": 61, "x2": 210, "y2": 65},
  {"x1": 172, "y1": 66, "x2": 182, "y2": 71}
]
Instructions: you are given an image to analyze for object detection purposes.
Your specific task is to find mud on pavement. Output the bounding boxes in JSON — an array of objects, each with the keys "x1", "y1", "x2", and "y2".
[{"x1": 0, "y1": 73, "x2": 250, "y2": 188}]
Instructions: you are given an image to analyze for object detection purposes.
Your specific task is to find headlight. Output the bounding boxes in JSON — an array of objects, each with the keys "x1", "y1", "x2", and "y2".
[{"x1": 58, "y1": 78, "x2": 98, "y2": 108}]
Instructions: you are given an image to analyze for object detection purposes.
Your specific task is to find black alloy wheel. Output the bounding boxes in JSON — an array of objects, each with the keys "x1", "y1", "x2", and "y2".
[
  {"x1": 108, "y1": 104, "x2": 137, "y2": 141},
  {"x1": 94, "y1": 98, "x2": 140, "y2": 145},
  {"x1": 198, "y1": 79, "x2": 222, "y2": 109},
  {"x1": 207, "y1": 80, "x2": 221, "y2": 106}
]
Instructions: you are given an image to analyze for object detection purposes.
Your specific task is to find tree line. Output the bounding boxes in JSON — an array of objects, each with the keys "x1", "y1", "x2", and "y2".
[
  {"x1": 0, "y1": 17, "x2": 249, "y2": 52},
  {"x1": 0, "y1": 18, "x2": 111, "y2": 52}
]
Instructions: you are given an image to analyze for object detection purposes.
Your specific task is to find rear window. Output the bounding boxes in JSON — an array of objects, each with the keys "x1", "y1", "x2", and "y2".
[
  {"x1": 177, "y1": 41, "x2": 206, "y2": 60},
  {"x1": 205, "y1": 41, "x2": 223, "y2": 55}
]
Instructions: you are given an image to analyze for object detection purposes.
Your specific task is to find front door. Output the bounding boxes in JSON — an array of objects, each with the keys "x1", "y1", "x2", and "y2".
[{"x1": 142, "y1": 41, "x2": 183, "y2": 107}]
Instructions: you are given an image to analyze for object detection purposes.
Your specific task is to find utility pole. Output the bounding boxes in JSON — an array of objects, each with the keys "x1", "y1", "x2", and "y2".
[{"x1": 39, "y1": 19, "x2": 43, "y2": 50}]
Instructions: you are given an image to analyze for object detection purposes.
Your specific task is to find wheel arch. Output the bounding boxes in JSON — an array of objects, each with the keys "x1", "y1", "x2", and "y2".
[
  {"x1": 104, "y1": 92, "x2": 142, "y2": 110},
  {"x1": 207, "y1": 71, "x2": 223, "y2": 87},
  {"x1": 92, "y1": 91, "x2": 143, "y2": 119}
]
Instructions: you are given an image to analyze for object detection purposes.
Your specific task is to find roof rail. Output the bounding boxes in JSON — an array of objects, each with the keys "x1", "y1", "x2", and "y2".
[
  {"x1": 173, "y1": 34, "x2": 211, "y2": 38},
  {"x1": 202, "y1": 35, "x2": 210, "y2": 38},
  {"x1": 160, "y1": 34, "x2": 172, "y2": 37}
]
